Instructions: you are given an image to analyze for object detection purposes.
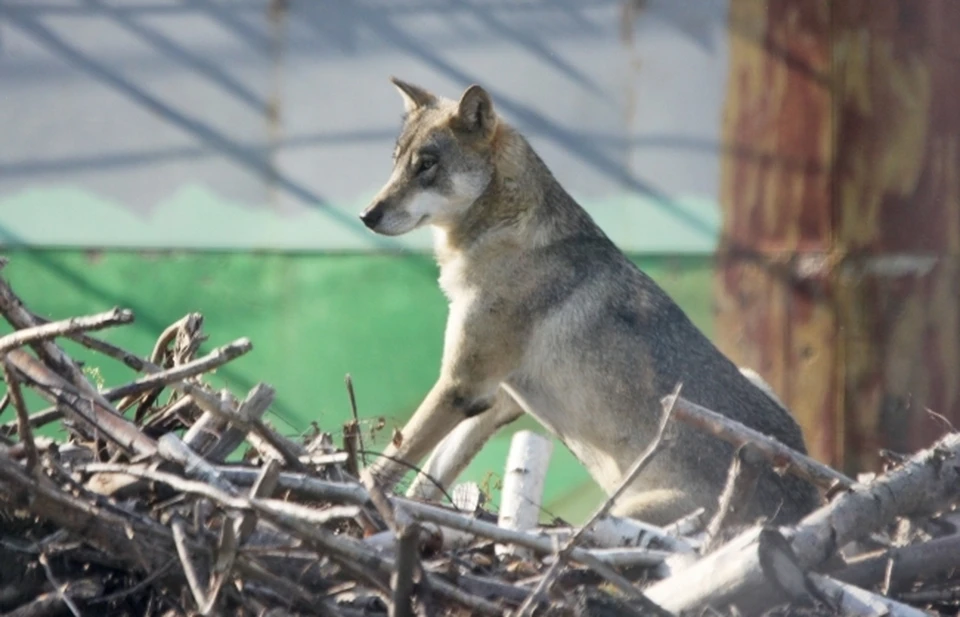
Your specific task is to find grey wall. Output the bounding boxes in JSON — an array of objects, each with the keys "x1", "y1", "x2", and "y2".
[{"x1": 0, "y1": 0, "x2": 731, "y2": 253}]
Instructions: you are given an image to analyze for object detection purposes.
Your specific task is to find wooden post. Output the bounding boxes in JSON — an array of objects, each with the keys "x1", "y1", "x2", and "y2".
[{"x1": 716, "y1": 0, "x2": 960, "y2": 474}]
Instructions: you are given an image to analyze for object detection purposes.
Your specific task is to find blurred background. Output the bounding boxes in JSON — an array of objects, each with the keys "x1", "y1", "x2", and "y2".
[{"x1": 1, "y1": 0, "x2": 958, "y2": 523}]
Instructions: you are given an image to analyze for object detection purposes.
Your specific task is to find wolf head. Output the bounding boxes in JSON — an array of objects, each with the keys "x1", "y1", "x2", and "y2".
[{"x1": 360, "y1": 78, "x2": 499, "y2": 236}]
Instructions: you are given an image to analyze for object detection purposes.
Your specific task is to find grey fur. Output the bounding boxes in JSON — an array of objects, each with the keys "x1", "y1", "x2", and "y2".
[{"x1": 359, "y1": 79, "x2": 819, "y2": 526}]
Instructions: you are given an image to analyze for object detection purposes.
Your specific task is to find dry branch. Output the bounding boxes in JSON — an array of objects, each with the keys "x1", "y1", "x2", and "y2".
[
  {"x1": 2, "y1": 360, "x2": 38, "y2": 473},
  {"x1": 1, "y1": 577, "x2": 103, "y2": 617},
  {"x1": 185, "y1": 383, "x2": 274, "y2": 461},
  {"x1": 5, "y1": 348, "x2": 158, "y2": 457},
  {"x1": 103, "y1": 338, "x2": 251, "y2": 402},
  {"x1": 643, "y1": 432, "x2": 960, "y2": 616},
  {"x1": 546, "y1": 514, "x2": 697, "y2": 553},
  {"x1": 390, "y1": 524, "x2": 420, "y2": 617},
  {"x1": 671, "y1": 394, "x2": 857, "y2": 491},
  {"x1": 645, "y1": 527, "x2": 809, "y2": 615},
  {"x1": 0, "y1": 278, "x2": 111, "y2": 402},
  {"x1": 497, "y1": 430, "x2": 553, "y2": 560},
  {"x1": 703, "y1": 444, "x2": 763, "y2": 552},
  {"x1": 0, "y1": 307, "x2": 133, "y2": 357},
  {"x1": 790, "y1": 432, "x2": 960, "y2": 569},
  {"x1": 808, "y1": 573, "x2": 930, "y2": 617},
  {"x1": 834, "y1": 532, "x2": 960, "y2": 592}
]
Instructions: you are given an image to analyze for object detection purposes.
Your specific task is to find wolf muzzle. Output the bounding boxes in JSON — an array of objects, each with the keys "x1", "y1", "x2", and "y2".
[{"x1": 359, "y1": 202, "x2": 385, "y2": 230}]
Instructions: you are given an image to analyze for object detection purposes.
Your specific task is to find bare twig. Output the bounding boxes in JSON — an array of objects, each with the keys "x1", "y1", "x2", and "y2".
[
  {"x1": 0, "y1": 277, "x2": 113, "y2": 407},
  {"x1": 2, "y1": 576, "x2": 102, "y2": 617},
  {"x1": 156, "y1": 313, "x2": 199, "y2": 360},
  {"x1": 213, "y1": 465, "x2": 369, "y2": 504},
  {"x1": 107, "y1": 338, "x2": 252, "y2": 403},
  {"x1": 343, "y1": 420, "x2": 361, "y2": 478},
  {"x1": 167, "y1": 378, "x2": 306, "y2": 471},
  {"x1": 236, "y1": 459, "x2": 281, "y2": 543},
  {"x1": 5, "y1": 348, "x2": 158, "y2": 457},
  {"x1": 39, "y1": 321, "x2": 148, "y2": 372},
  {"x1": 345, "y1": 374, "x2": 367, "y2": 468},
  {"x1": 38, "y1": 552, "x2": 83, "y2": 617},
  {"x1": 2, "y1": 359, "x2": 38, "y2": 473},
  {"x1": 702, "y1": 445, "x2": 763, "y2": 552},
  {"x1": 390, "y1": 524, "x2": 420, "y2": 617},
  {"x1": 0, "y1": 308, "x2": 133, "y2": 357},
  {"x1": 365, "y1": 472, "x2": 402, "y2": 533},
  {"x1": 899, "y1": 587, "x2": 960, "y2": 603},
  {"x1": 1, "y1": 407, "x2": 62, "y2": 437},
  {"x1": 79, "y1": 462, "x2": 360, "y2": 527},
  {"x1": 171, "y1": 517, "x2": 213, "y2": 613},
  {"x1": 233, "y1": 556, "x2": 344, "y2": 617},
  {"x1": 199, "y1": 465, "x2": 676, "y2": 571},
  {"x1": 400, "y1": 498, "x2": 671, "y2": 569},
  {"x1": 2, "y1": 345, "x2": 252, "y2": 441},
  {"x1": 186, "y1": 383, "x2": 274, "y2": 462}
]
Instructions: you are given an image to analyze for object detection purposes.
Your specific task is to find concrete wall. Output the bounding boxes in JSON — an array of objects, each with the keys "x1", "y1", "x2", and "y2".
[{"x1": 1, "y1": 0, "x2": 729, "y2": 253}]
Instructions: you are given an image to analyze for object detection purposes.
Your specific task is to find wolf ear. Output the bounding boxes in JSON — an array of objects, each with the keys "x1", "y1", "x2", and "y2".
[
  {"x1": 456, "y1": 84, "x2": 496, "y2": 138},
  {"x1": 390, "y1": 77, "x2": 436, "y2": 113}
]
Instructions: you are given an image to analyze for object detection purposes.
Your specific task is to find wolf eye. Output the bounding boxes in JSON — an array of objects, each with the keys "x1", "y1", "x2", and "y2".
[{"x1": 416, "y1": 157, "x2": 437, "y2": 174}]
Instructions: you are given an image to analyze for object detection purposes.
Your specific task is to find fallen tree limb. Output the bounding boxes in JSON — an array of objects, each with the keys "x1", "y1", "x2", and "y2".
[
  {"x1": 790, "y1": 432, "x2": 960, "y2": 569},
  {"x1": 496, "y1": 430, "x2": 553, "y2": 560},
  {"x1": 542, "y1": 515, "x2": 697, "y2": 553},
  {"x1": 833, "y1": 532, "x2": 960, "y2": 593},
  {"x1": 808, "y1": 573, "x2": 930, "y2": 617},
  {"x1": 643, "y1": 432, "x2": 960, "y2": 616},
  {"x1": 671, "y1": 395, "x2": 857, "y2": 491},
  {"x1": 644, "y1": 527, "x2": 809, "y2": 615}
]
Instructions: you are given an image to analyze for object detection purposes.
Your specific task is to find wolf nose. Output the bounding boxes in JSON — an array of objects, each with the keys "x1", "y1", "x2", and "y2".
[{"x1": 360, "y1": 204, "x2": 384, "y2": 229}]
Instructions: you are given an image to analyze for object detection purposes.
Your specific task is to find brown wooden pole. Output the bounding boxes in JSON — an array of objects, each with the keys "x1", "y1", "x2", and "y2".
[{"x1": 715, "y1": 0, "x2": 960, "y2": 474}]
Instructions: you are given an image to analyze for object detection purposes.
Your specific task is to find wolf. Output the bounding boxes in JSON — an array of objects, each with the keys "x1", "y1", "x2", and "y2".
[{"x1": 358, "y1": 78, "x2": 819, "y2": 525}]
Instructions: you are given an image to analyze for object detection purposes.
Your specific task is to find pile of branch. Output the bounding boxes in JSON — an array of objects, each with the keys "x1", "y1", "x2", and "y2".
[{"x1": 1, "y1": 258, "x2": 960, "y2": 617}]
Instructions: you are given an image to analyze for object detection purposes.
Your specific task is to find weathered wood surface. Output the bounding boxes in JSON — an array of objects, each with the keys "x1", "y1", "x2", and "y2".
[{"x1": 716, "y1": 0, "x2": 960, "y2": 475}]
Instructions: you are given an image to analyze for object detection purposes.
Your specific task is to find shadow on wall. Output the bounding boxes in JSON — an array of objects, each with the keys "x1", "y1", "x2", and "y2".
[{"x1": 1, "y1": 0, "x2": 731, "y2": 248}]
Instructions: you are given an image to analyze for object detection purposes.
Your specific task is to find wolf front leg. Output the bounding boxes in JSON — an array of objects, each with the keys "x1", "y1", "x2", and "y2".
[
  {"x1": 362, "y1": 378, "x2": 507, "y2": 492},
  {"x1": 362, "y1": 297, "x2": 526, "y2": 494},
  {"x1": 405, "y1": 389, "x2": 524, "y2": 501}
]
